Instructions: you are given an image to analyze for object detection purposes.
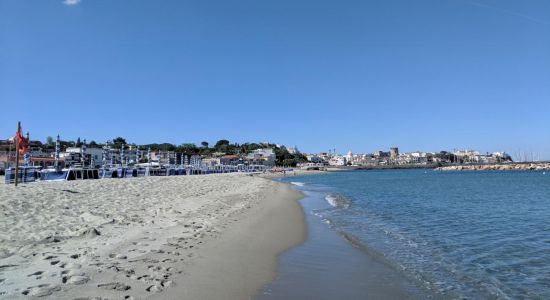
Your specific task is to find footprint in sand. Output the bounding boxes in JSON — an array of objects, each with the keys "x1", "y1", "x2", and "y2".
[
  {"x1": 63, "y1": 275, "x2": 89, "y2": 285},
  {"x1": 147, "y1": 265, "x2": 163, "y2": 271},
  {"x1": 27, "y1": 271, "x2": 44, "y2": 277},
  {"x1": 146, "y1": 284, "x2": 163, "y2": 293},
  {"x1": 97, "y1": 282, "x2": 131, "y2": 291},
  {"x1": 50, "y1": 260, "x2": 60, "y2": 265},
  {"x1": 161, "y1": 280, "x2": 174, "y2": 287},
  {"x1": 21, "y1": 285, "x2": 60, "y2": 297},
  {"x1": 136, "y1": 275, "x2": 151, "y2": 282}
]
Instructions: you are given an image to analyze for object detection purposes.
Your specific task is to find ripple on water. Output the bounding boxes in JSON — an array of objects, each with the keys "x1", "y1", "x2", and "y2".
[{"x1": 282, "y1": 170, "x2": 550, "y2": 299}]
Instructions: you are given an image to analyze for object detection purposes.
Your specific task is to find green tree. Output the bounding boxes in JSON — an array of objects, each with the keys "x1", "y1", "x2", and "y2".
[
  {"x1": 178, "y1": 143, "x2": 199, "y2": 154},
  {"x1": 214, "y1": 139, "x2": 230, "y2": 153},
  {"x1": 111, "y1": 137, "x2": 127, "y2": 149},
  {"x1": 201, "y1": 141, "x2": 209, "y2": 148},
  {"x1": 46, "y1": 136, "x2": 54, "y2": 146}
]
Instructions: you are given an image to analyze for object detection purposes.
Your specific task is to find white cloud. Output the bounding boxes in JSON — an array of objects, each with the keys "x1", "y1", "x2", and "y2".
[{"x1": 63, "y1": 0, "x2": 81, "y2": 6}]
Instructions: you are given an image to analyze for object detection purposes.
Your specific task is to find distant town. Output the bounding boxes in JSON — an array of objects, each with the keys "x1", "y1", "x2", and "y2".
[
  {"x1": 304, "y1": 148, "x2": 513, "y2": 168},
  {"x1": 0, "y1": 134, "x2": 518, "y2": 172}
]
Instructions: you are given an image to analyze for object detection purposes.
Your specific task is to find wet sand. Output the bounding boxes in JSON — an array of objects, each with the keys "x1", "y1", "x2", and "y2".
[{"x1": 256, "y1": 188, "x2": 436, "y2": 300}]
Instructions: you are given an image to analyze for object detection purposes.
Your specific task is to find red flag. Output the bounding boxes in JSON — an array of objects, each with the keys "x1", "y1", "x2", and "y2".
[{"x1": 15, "y1": 127, "x2": 29, "y2": 156}]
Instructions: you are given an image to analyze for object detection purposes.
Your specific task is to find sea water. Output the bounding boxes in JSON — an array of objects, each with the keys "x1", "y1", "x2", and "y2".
[{"x1": 261, "y1": 170, "x2": 550, "y2": 299}]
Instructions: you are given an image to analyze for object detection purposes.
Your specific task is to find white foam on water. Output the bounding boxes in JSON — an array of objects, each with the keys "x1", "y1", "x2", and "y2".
[
  {"x1": 290, "y1": 182, "x2": 305, "y2": 186},
  {"x1": 325, "y1": 195, "x2": 339, "y2": 207},
  {"x1": 325, "y1": 194, "x2": 350, "y2": 209}
]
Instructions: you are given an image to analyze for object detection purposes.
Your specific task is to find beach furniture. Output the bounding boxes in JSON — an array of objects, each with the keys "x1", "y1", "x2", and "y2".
[
  {"x1": 4, "y1": 166, "x2": 40, "y2": 184},
  {"x1": 41, "y1": 167, "x2": 99, "y2": 181}
]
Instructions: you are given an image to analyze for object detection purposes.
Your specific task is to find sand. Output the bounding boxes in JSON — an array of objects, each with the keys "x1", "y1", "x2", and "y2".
[{"x1": 0, "y1": 173, "x2": 305, "y2": 299}]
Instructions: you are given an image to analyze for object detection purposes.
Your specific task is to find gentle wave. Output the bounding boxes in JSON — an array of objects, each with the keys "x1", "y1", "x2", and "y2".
[
  {"x1": 325, "y1": 194, "x2": 350, "y2": 209},
  {"x1": 290, "y1": 181, "x2": 305, "y2": 186},
  {"x1": 289, "y1": 170, "x2": 550, "y2": 299}
]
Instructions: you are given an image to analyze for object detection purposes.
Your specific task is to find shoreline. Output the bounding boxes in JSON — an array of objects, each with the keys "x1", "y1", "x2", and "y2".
[
  {"x1": 0, "y1": 173, "x2": 307, "y2": 299},
  {"x1": 435, "y1": 162, "x2": 550, "y2": 171},
  {"x1": 160, "y1": 180, "x2": 305, "y2": 300},
  {"x1": 256, "y1": 176, "x2": 434, "y2": 300}
]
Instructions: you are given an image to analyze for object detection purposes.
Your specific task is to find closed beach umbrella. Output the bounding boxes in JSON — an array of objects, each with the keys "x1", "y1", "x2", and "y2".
[
  {"x1": 55, "y1": 135, "x2": 60, "y2": 168},
  {"x1": 102, "y1": 147, "x2": 107, "y2": 166},
  {"x1": 81, "y1": 139, "x2": 87, "y2": 166},
  {"x1": 24, "y1": 132, "x2": 30, "y2": 166},
  {"x1": 120, "y1": 144, "x2": 125, "y2": 166}
]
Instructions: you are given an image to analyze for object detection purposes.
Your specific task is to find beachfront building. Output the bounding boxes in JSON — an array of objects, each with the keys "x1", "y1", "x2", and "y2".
[
  {"x1": 390, "y1": 147, "x2": 399, "y2": 160},
  {"x1": 0, "y1": 137, "x2": 52, "y2": 169},
  {"x1": 397, "y1": 151, "x2": 431, "y2": 165},
  {"x1": 220, "y1": 154, "x2": 241, "y2": 165},
  {"x1": 373, "y1": 150, "x2": 390, "y2": 158},
  {"x1": 451, "y1": 150, "x2": 513, "y2": 164},
  {"x1": 346, "y1": 150, "x2": 353, "y2": 162},
  {"x1": 306, "y1": 154, "x2": 326, "y2": 164},
  {"x1": 202, "y1": 157, "x2": 221, "y2": 167},
  {"x1": 491, "y1": 152, "x2": 513, "y2": 162},
  {"x1": 328, "y1": 155, "x2": 346, "y2": 166},
  {"x1": 453, "y1": 150, "x2": 481, "y2": 164},
  {"x1": 350, "y1": 154, "x2": 379, "y2": 166},
  {"x1": 151, "y1": 151, "x2": 178, "y2": 165},
  {"x1": 62, "y1": 146, "x2": 105, "y2": 166},
  {"x1": 246, "y1": 148, "x2": 276, "y2": 166}
]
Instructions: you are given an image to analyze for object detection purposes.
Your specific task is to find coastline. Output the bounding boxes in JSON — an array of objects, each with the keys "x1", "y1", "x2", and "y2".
[
  {"x1": 256, "y1": 174, "x2": 435, "y2": 300},
  {"x1": 0, "y1": 173, "x2": 307, "y2": 299},
  {"x1": 159, "y1": 180, "x2": 305, "y2": 300},
  {"x1": 435, "y1": 162, "x2": 550, "y2": 171}
]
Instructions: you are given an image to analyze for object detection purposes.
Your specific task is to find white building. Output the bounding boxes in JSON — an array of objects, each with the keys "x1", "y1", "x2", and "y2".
[
  {"x1": 328, "y1": 155, "x2": 346, "y2": 166},
  {"x1": 247, "y1": 148, "x2": 276, "y2": 166},
  {"x1": 288, "y1": 147, "x2": 299, "y2": 154}
]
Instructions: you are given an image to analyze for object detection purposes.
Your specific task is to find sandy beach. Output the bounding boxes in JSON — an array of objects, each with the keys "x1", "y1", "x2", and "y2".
[{"x1": 0, "y1": 173, "x2": 305, "y2": 299}]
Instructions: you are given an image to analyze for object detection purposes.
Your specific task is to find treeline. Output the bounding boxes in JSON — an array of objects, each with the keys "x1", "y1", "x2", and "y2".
[{"x1": 39, "y1": 136, "x2": 307, "y2": 166}]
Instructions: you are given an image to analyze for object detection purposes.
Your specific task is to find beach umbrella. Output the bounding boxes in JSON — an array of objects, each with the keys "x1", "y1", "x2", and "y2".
[
  {"x1": 23, "y1": 132, "x2": 30, "y2": 166},
  {"x1": 24, "y1": 152, "x2": 30, "y2": 166},
  {"x1": 136, "y1": 148, "x2": 141, "y2": 164},
  {"x1": 102, "y1": 147, "x2": 107, "y2": 166},
  {"x1": 81, "y1": 139, "x2": 87, "y2": 166},
  {"x1": 120, "y1": 144, "x2": 125, "y2": 166}
]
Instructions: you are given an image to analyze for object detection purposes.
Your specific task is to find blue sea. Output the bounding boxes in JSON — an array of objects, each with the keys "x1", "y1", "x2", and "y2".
[{"x1": 260, "y1": 170, "x2": 550, "y2": 299}]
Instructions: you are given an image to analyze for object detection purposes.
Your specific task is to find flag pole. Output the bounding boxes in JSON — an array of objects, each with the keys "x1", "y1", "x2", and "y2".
[{"x1": 14, "y1": 121, "x2": 21, "y2": 186}]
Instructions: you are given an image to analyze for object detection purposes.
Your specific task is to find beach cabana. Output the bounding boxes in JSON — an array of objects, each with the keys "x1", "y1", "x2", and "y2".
[{"x1": 4, "y1": 166, "x2": 40, "y2": 184}]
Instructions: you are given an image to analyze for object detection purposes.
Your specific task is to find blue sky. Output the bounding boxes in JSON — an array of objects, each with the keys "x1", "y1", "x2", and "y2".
[{"x1": 1, "y1": 0, "x2": 549, "y2": 158}]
